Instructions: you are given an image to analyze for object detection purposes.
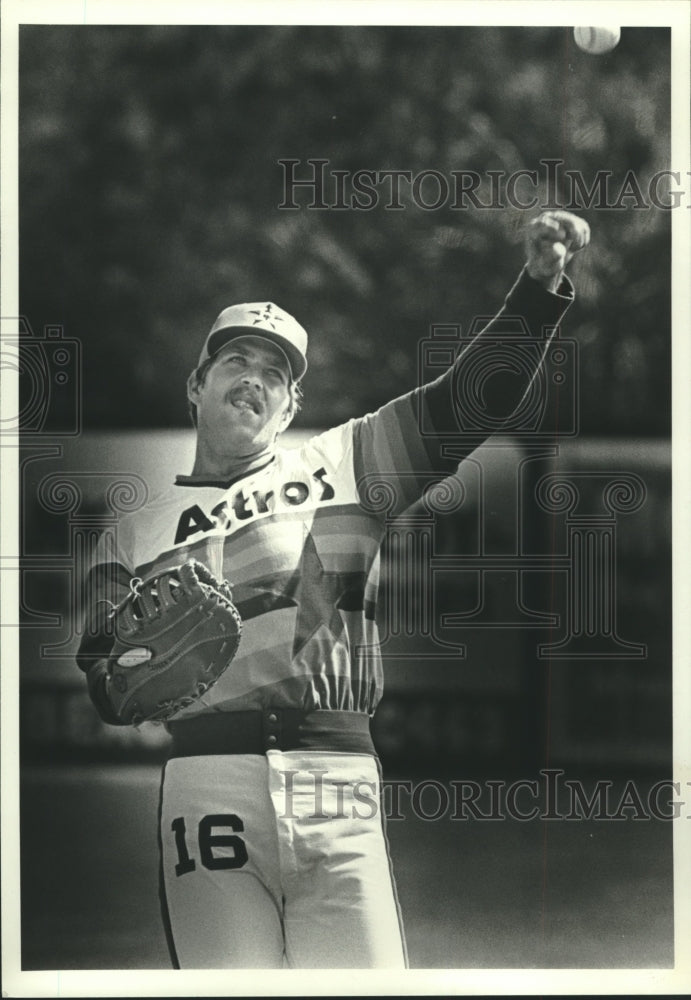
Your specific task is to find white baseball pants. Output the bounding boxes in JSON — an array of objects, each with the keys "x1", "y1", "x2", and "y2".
[{"x1": 158, "y1": 750, "x2": 407, "y2": 969}]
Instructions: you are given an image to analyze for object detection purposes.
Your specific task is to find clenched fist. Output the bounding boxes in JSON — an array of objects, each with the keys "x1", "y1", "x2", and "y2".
[{"x1": 525, "y1": 211, "x2": 590, "y2": 292}]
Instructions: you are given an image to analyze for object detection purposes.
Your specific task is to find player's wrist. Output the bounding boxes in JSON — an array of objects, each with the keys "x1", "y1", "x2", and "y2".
[{"x1": 526, "y1": 263, "x2": 565, "y2": 293}]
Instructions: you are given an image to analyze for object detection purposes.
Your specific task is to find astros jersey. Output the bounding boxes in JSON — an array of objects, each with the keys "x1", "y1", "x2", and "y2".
[{"x1": 77, "y1": 268, "x2": 573, "y2": 722}]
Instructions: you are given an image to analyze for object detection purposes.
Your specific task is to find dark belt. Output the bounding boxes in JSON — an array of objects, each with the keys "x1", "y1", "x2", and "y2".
[{"x1": 167, "y1": 708, "x2": 375, "y2": 757}]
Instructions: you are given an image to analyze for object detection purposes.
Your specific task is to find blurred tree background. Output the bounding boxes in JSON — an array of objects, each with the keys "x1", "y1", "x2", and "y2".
[{"x1": 18, "y1": 25, "x2": 671, "y2": 434}]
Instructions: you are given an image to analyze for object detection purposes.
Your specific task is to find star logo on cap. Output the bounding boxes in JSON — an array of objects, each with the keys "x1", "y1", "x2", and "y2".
[{"x1": 249, "y1": 303, "x2": 284, "y2": 332}]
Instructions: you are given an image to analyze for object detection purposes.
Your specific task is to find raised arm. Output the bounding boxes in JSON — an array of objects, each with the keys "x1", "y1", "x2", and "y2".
[{"x1": 352, "y1": 211, "x2": 590, "y2": 517}]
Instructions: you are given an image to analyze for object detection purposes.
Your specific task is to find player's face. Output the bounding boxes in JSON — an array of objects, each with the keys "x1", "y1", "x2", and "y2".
[{"x1": 190, "y1": 336, "x2": 294, "y2": 454}]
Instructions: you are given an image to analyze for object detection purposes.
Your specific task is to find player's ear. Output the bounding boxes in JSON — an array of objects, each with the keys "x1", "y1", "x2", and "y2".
[
  {"x1": 186, "y1": 369, "x2": 202, "y2": 405},
  {"x1": 278, "y1": 389, "x2": 297, "y2": 433}
]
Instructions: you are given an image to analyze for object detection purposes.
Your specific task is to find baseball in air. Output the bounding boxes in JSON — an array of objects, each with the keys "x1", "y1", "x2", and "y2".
[{"x1": 573, "y1": 26, "x2": 621, "y2": 54}]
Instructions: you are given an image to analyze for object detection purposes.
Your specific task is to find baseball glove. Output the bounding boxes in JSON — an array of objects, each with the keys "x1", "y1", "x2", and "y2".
[{"x1": 106, "y1": 559, "x2": 242, "y2": 725}]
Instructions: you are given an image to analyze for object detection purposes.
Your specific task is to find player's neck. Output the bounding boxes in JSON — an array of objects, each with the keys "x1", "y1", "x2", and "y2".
[{"x1": 190, "y1": 440, "x2": 276, "y2": 480}]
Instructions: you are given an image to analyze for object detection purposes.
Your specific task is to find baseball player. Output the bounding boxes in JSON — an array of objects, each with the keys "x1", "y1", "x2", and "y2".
[{"x1": 77, "y1": 211, "x2": 589, "y2": 969}]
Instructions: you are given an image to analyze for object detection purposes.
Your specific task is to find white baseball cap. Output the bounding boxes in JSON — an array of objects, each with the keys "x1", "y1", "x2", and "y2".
[{"x1": 199, "y1": 302, "x2": 308, "y2": 380}]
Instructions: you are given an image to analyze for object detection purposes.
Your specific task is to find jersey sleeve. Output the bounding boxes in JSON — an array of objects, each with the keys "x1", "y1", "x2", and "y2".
[
  {"x1": 352, "y1": 267, "x2": 574, "y2": 518},
  {"x1": 75, "y1": 520, "x2": 136, "y2": 724}
]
